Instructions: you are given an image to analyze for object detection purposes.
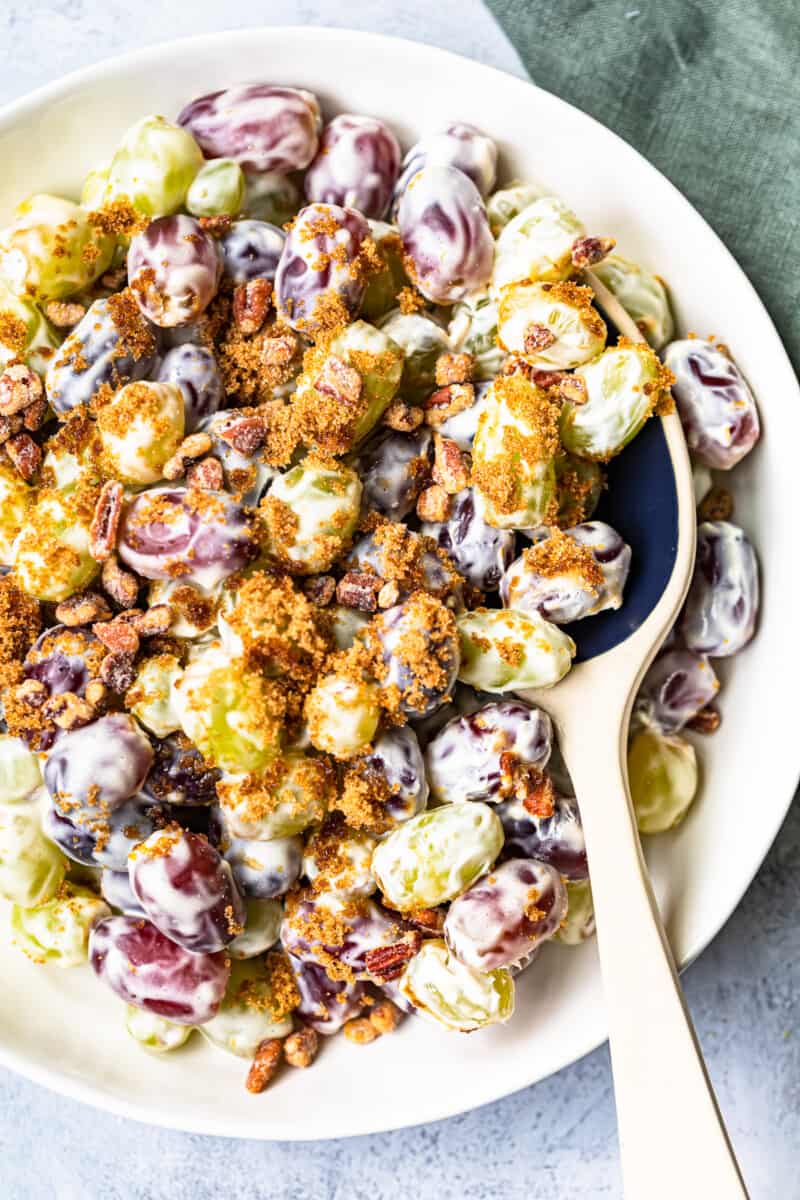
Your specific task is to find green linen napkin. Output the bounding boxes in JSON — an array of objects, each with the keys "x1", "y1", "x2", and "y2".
[{"x1": 484, "y1": 0, "x2": 800, "y2": 367}]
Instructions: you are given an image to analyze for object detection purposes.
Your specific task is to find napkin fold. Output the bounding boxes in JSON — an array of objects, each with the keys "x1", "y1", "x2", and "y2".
[{"x1": 485, "y1": 0, "x2": 800, "y2": 367}]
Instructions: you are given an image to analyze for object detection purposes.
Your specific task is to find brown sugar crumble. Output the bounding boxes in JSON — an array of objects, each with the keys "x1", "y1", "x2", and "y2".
[
  {"x1": 0, "y1": 575, "x2": 41, "y2": 666},
  {"x1": 519, "y1": 527, "x2": 604, "y2": 592}
]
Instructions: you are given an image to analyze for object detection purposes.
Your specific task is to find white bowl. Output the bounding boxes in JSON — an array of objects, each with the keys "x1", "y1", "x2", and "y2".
[{"x1": 0, "y1": 27, "x2": 796, "y2": 1141}]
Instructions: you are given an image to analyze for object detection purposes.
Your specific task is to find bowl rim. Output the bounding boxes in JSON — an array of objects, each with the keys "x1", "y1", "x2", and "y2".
[{"x1": 0, "y1": 24, "x2": 797, "y2": 1140}]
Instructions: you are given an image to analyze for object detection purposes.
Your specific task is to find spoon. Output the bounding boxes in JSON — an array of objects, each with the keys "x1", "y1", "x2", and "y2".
[{"x1": 521, "y1": 271, "x2": 749, "y2": 1199}]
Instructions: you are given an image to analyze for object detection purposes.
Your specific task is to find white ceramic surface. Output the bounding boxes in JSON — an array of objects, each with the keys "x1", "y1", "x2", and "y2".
[{"x1": 0, "y1": 27, "x2": 796, "y2": 1141}]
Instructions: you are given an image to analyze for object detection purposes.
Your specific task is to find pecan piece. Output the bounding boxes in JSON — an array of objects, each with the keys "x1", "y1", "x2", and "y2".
[
  {"x1": 132, "y1": 605, "x2": 172, "y2": 638},
  {"x1": 314, "y1": 354, "x2": 362, "y2": 406},
  {"x1": 377, "y1": 580, "x2": 400, "y2": 609},
  {"x1": 45, "y1": 300, "x2": 87, "y2": 329},
  {"x1": 423, "y1": 382, "x2": 475, "y2": 427},
  {"x1": 101, "y1": 555, "x2": 140, "y2": 609},
  {"x1": 245, "y1": 1038, "x2": 283, "y2": 1093},
  {"x1": 686, "y1": 705, "x2": 721, "y2": 734},
  {"x1": 4, "y1": 433, "x2": 41, "y2": 481},
  {"x1": 523, "y1": 324, "x2": 557, "y2": 354},
  {"x1": 55, "y1": 591, "x2": 112, "y2": 627},
  {"x1": 520, "y1": 768, "x2": 556, "y2": 818},
  {"x1": 84, "y1": 680, "x2": 108, "y2": 709},
  {"x1": 99, "y1": 651, "x2": 136, "y2": 693},
  {"x1": 90, "y1": 480, "x2": 124, "y2": 562},
  {"x1": 22, "y1": 398, "x2": 48, "y2": 432},
  {"x1": 218, "y1": 414, "x2": 267, "y2": 457},
  {"x1": 262, "y1": 332, "x2": 299, "y2": 367},
  {"x1": 336, "y1": 571, "x2": 382, "y2": 613},
  {"x1": 416, "y1": 483, "x2": 450, "y2": 522},
  {"x1": 559, "y1": 375, "x2": 589, "y2": 406},
  {"x1": 571, "y1": 235, "x2": 616, "y2": 269},
  {"x1": 186, "y1": 456, "x2": 224, "y2": 490},
  {"x1": 435, "y1": 351, "x2": 474, "y2": 387},
  {"x1": 233, "y1": 278, "x2": 273, "y2": 335},
  {"x1": 529, "y1": 367, "x2": 567, "y2": 391},
  {"x1": 15, "y1": 678, "x2": 47, "y2": 706},
  {"x1": 0, "y1": 363, "x2": 43, "y2": 416},
  {"x1": 93, "y1": 619, "x2": 140, "y2": 657},
  {"x1": 368, "y1": 1000, "x2": 403, "y2": 1035},
  {"x1": 303, "y1": 575, "x2": 336, "y2": 607},
  {"x1": 383, "y1": 399, "x2": 423, "y2": 432},
  {"x1": 432, "y1": 434, "x2": 469, "y2": 494},
  {"x1": 364, "y1": 932, "x2": 423, "y2": 982},
  {"x1": 45, "y1": 692, "x2": 95, "y2": 730},
  {"x1": 698, "y1": 485, "x2": 733, "y2": 523},
  {"x1": 0, "y1": 414, "x2": 23, "y2": 444},
  {"x1": 342, "y1": 1018, "x2": 379, "y2": 1045},
  {"x1": 405, "y1": 906, "x2": 446, "y2": 935},
  {"x1": 283, "y1": 1027, "x2": 319, "y2": 1069}
]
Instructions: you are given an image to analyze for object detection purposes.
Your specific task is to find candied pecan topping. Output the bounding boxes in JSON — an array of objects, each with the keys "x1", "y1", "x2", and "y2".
[
  {"x1": 404, "y1": 906, "x2": 446, "y2": 935},
  {"x1": 4, "y1": 433, "x2": 41, "y2": 481},
  {"x1": 0, "y1": 363, "x2": 43, "y2": 416},
  {"x1": 44, "y1": 300, "x2": 87, "y2": 329},
  {"x1": 303, "y1": 575, "x2": 336, "y2": 607},
  {"x1": 99, "y1": 650, "x2": 136, "y2": 693},
  {"x1": 432, "y1": 434, "x2": 469, "y2": 494},
  {"x1": 233, "y1": 278, "x2": 273, "y2": 334},
  {"x1": 559, "y1": 375, "x2": 589, "y2": 406},
  {"x1": 686, "y1": 705, "x2": 721, "y2": 734},
  {"x1": 89, "y1": 480, "x2": 124, "y2": 562},
  {"x1": 571, "y1": 236, "x2": 616, "y2": 269},
  {"x1": 93, "y1": 618, "x2": 140, "y2": 657},
  {"x1": 218, "y1": 413, "x2": 267, "y2": 457},
  {"x1": 261, "y1": 331, "x2": 299, "y2": 367},
  {"x1": 131, "y1": 605, "x2": 172, "y2": 637},
  {"x1": 336, "y1": 571, "x2": 382, "y2": 612},
  {"x1": 45, "y1": 691, "x2": 95, "y2": 730},
  {"x1": 383, "y1": 399, "x2": 423, "y2": 432},
  {"x1": 186, "y1": 456, "x2": 224, "y2": 490},
  {"x1": 54, "y1": 591, "x2": 112, "y2": 627},
  {"x1": 368, "y1": 1000, "x2": 403, "y2": 1034},
  {"x1": 364, "y1": 932, "x2": 423, "y2": 981},
  {"x1": 435, "y1": 352, "x2": 474, "y2": 387},
  {"x1": 520, "y1": 768, "x2": 557, "y2": 818},
  {"x1": 101, "y1": 555, "x2": 139, "y2": 609},
  {"x1": 698, "y1": 485, "x2": 733, "y2": 523},
  {"x1": 416, "y1": 483, "x2": 450, "y2": 522},
  {"x1": 342, "y1": 1018, "x2": 378, "y2": 1045},
  {"x1": 524, "y1": 324, "x2": 557, "y2": 353},
  {"x1": 283, "y1": 1027, "x2": 319, "y2": 1069},
  {"x1": 84, "y1": 679, "x2": 108, "y2": 709},
  {"x1": 424, "y1": 382, "x2": 475, "y2": 427},
  {"x1": 245, "y1": 1038, "x2": 283, "y2": 1093},
  {"x1": 22, "y1": 398, "x2": 47, "y2": 432},
  {"x1": 0, "y1": 413, "x2": 22, "y2": 444},
  {"x1": 314, "y1": 354, "x2": 362, "y2": 406},
  {"x1": 377, "y1": 579, "x2": 400, "y2": 609}
]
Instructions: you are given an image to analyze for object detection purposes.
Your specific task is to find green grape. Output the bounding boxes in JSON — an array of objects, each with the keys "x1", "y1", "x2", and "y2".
[
  {"x1": 80, "y1": 161, "x2": 110, "y2": 210},
  {"x1": 471, "y1": 374, "x2": 559, "y2": 529},
  {"x1": 361, "y1": 221, "x2": 408, "y2": 320},
  {"x1": 378, "y1": 309, "x2": 449, "y2": 399},
  {"x1": 371, "y1": 803, "x2": 503, "y2": 911},
  {"x1": 218, "y1": 750, "x2": 332, "y2": 840},
  {"x1": 104, "y1": 115, "x2": 204, "y2": 218},
  {"x1": 261, "y1": 457, "x2": 362, "y2": 574},
  {"x1": 0, "y1": 195, "x2": 115, "y2": 301},
  {"x1": 399, "y1": 938, "x2": 514, "y2": 1031},
  {"x1": 243, "y1": 170, "x2": 300, "y2": 226},
  {"x1": 0, "y1": 279, "x2": 60, "y2": 376},
  {"x1": 457, "y1": 609, "x2": 575, "y2": 692},
  {"x1": 328, "y1": 604, "x2": 370, "y2": 650},
  {"x1": 199, "y1": 956, "x2": 295, "y2": 1057},
  {"x1": 628, "y1": 728, "x2": 698, "y2": 834},
  {"x1": 97, "y1": 380, "x2": 185, "y2": 485},
  {"x1": 556, "y1": 879, "x2": 596, "y2": 945},
  {"x1": 448, "y1": 291, "x2": 505, "y2": 380},
  {"x1": 186, "y1": 159, "x2": 246, "y2": 218},
  {"x1": 560, "y1": 342, "x2": 668, "y2": 461},
  {"x1": 126, "y1": 653, "x2": 184, "y2": 738},
  {"x1": 0, "y1": 461, "x2": 34, "y2": 566},
  {"x1": 487, "y1": 180, "x2": 547, "y2": 236},
  {"x1": 0, "y1": 735, "x2": 41, "y2": 803},
  {"x1": 11, "y1": 882, "x2": 110, "y2": 966},
  {"x1": 0, "y1": 803, "x2": 67, "y2": 906},
  {"x1": 175, "y1": 644, "x2": 283, "y2": 773},
  {"x1": 40, "y1": 412, "x2": 103, "y2": 493},
  {"x1": 126, "y1": 1005, "x2": 193, "y2": 1054},
  {"x1": 592, "y1": 253, "x2": 674, "y2": 349},
  {"x1": 13, "y1": 484, "x2": 100, "y2": 603},
  {"x1": 305, "y1": 673, "x2": 381, "y2": 761},
  {"x1": 492, "y1": 196, "x2": 584, "y2": 292},
  {"x1": 554, "y1": 451, "x2": 604, "y2": 528},
  {"x1": 228, "y1": 898, "x2": 284, "y2": 960},
  {"x1": 497, "y1": 281, "x2": 606, "y2": 369}
]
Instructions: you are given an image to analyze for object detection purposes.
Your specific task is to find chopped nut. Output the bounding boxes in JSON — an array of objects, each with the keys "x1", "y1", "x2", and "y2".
[
  {"x1": 93, "y1": 619, "x2": 140, "y2": 657},
  {"x1": 101, "y1": 556, "x2": 139, "y2": 609},
  {"x1": 84, "y1": 680, "x2": 108, "y2": 709},
  {"x1": 432, "y1": 434, "x2": 469, "y2": 495},
  {"x1": 435, "y1": 352, "x2": 474, "y2": 387},
  {"x1": 416, "y1": 483, "x2": 450, "y2": 522},
  {"x1": 527, "y1": 366, "x2": 567, "y2": 391},
  {"x1": 22, "y1": 397, "x2": 48, "y2": 432},
  {"x1": 99, "y1": 651, "x2": 136, "y2": 693},
  {"x1": 383, "y1": 399, "x2": 424, "y2": 432},
  {"x1": 262, "y1": 332, "x2": 299, "y2": 367},
  {"x1": 303, "y1": 575, "x2": 336, "y2": 607},
  {"x1": 314, "y1": 354, "x2": 362, "y2": 406},
  {"x1": 377, "y1": 580, "x2": 400, "y2": 609},
  {"x1": 520, "y1": 768, "x2": 556, "y2": 818},
  {"x1": 686, "y1": 705, "x2": 721, "y2": 734},
  {"x1": 186, "y1": 456, "x2": 224, "y2": 490},
  {"x1": 162, "y1": 452, "x2": 187, "y2": 481},
  {"x1": 132, "y1": 605, "x2": 172, "y2": 637},
  {"x1": 364, "y1": 932, "x2": 423, "y2": 982},
  {"x1": 283, "y1": 1027, "x2": 319, "y2": 1069},
  {"x1": 0, "y1": 413, "x2": 23, "y2": 444},
  {"x1": 198, "y1": 214, "x2": 233, "y2": 237},
  {"x1": 16, "y1": 678, "x2": 47, "y2": 706},
  {"x1": 245, "y1": 1038, "x2": 283, "y2": 1093},
  {"x1": 423, "y1": 382, "x2": 475, "y2": 427},
  {"x1": 179, "y1": 432, "x2": 213, "y2": 459},
  {"x1": 571, "y1": 235, "x2": 616, "y2": 269},
  {"x1": 46, "y1": 691, "x2": 95, "y2": 730},
  {"x1": 55, "y1": 591, "x2": 112, "y2": 627},
  {"x1": 218, "y1": 414, "x2": 266, "y2": 457},
  {"x1": 559, "y1": 375, "x2": 589, "y2": 406},
  {"x1": 523, "y1": 324, "x2": 557, "y2": 354},
  {"x1": 342, "y1": 1018, "x2": 379, "y2": 1045},
  {"x1": 0, "y1": 363, "x2": 43, "y2": 416},
  {"x1": 405, "y1": 907, "x2": 446, "y2": 935},
  {"x1": 233, "y1": 278, "x2": 273, "y2": 334},
  {"x1": 336, "y1": 571, "x2": 382, "y2": 612},
  {"x1": 44, "y1": 300, "x2": 87, "y2": 329},
  {"x1": 4, "y1": 433, "x2": 41, "y2": 481},
  {"x1": 89, "y1": 480, "x2": 124, "y2": 562},
  {"x1": 698, "y1": 485, "x2": 733, "y2": 523},
  {"x1": 368, "y1": 1000, "x2": 403, "y2": 1035}
]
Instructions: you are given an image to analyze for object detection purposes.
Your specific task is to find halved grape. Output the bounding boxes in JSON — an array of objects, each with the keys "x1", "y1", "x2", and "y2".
[
  {"x1": 11, "y1": 882, "x2": 110, "y2": 967},
  {"x1": 398, "y1": 938, "x2": 514, "y2": 1031}
]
